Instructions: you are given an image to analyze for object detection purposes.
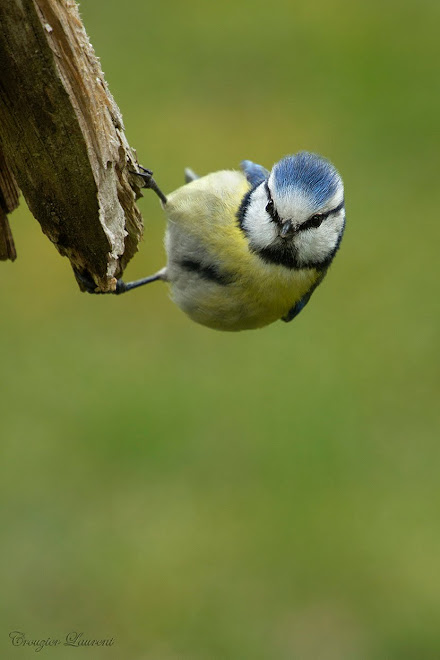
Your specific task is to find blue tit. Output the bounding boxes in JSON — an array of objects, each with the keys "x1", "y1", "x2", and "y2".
[{"x1": 85, "y1": 153, "x2": 345, "y2": 331}]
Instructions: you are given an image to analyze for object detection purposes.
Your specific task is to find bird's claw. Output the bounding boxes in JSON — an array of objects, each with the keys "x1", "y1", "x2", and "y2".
[
  {"x1": 129, "y1": 165, "x2": 167, "y2": 204},
  {"x1": 75, "y1": 270, "x2": 99, "y2": 293},
  {"x1": 75, "y1": 270, "x2": 123, "y2": 295},
  {"x1": 129, "y1": 165, "x2": 154, "y2": 187}
]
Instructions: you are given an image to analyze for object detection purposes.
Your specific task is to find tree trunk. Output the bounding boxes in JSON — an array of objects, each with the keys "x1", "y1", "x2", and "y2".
[{"x1": 0, "y1": 0, "x2": 145, "y2": 291}]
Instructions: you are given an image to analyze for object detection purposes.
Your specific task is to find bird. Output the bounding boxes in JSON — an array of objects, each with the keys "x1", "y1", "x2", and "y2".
[{"x1": 81, "y1": 153, "x2": 345, "y2": 331}]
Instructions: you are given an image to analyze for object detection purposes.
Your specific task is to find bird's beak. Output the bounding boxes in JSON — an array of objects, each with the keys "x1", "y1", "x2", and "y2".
[{"x1": 279, "y1": 220, "x2": 294, "y2": 238}]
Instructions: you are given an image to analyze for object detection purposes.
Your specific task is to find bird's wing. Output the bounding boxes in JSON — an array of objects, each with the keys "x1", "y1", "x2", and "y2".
[
  {"x1": 281, "y1": 271, "x2": 326, "y2": 322},
  {"x1": 240, "y1": 160, "x2": 269, "y2": 187},
  {"x1": 281, "y1": 291, "x2": 313, "y2": 322}
]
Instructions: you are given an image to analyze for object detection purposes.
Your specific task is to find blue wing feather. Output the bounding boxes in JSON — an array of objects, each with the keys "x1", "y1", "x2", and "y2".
[
  {"x1": 282, "y1": 271, "x2": 326, "y2": 323},
  {"x1": 282, "y1": 291, "x2": 313, "y2": 323},
  {"x1": 240, "y1": 160, "x2": 269, "y2": 187}
]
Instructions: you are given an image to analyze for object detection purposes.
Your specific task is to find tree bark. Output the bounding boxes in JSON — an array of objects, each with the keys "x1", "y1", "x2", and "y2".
[
  {"x1": 0, "y1": 0, "x2": 145, "y2": 291},
  {"x1": 0, "y1": 147, "x2": 19, "y2": 261}
]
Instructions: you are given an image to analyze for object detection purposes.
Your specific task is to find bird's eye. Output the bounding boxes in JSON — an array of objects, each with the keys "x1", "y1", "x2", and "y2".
[
  {"x1": 266, "y1": 200, "x2": 274, "y2": 215},
  {"x1": 309, "y1": 213, "x2": 324, "y2": 228}
]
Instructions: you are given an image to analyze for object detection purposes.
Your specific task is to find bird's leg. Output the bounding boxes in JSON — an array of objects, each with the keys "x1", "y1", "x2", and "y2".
[
  {"x1": 76, "y1": 269, "x2": 166, "y2": 295},
  {"x1": 130, "y1": 165, "x2": 167, "y2": 205},
  {"x1": 114, "y1": 271, "x2": 165, "y2": 294}
]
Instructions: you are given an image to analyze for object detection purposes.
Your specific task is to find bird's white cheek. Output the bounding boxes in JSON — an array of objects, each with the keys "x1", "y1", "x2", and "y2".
[
  {"x1": 295, "y1": 217, "x2": 342, "y2": 264},
  {"x1": 242, "y1": 186, "x2": 278, "y2": 249}
]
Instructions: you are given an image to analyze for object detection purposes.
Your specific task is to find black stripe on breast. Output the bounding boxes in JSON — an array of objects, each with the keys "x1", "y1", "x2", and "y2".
[
  {"x1": 180, "y1": 259, "x2": 235, "y2": 286},
  {"x1": 255, "y1": 244, "x2": 301, "y2": 269},
  {"x1": 255, "y1": 240, "x2": 339, "y2": 270}
]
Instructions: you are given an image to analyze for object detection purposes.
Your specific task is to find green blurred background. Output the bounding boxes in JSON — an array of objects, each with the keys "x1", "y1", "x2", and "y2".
[{"x1": 1, "y1": 0, "x2": 440, "y2": 658}]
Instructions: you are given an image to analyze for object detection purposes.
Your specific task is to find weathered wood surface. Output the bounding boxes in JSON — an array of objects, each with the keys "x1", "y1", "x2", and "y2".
[
  {"x1": 0, "y1": 148, "x2": 19, "y2": 261},
  {"x1": 0, "y1": 0, "x2": 145, "y2": 290}
]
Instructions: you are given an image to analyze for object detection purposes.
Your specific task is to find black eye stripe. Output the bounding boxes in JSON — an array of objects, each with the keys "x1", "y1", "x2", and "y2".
[
  {"x1": 265, "y1": 183, "x2": 345, "y2": 230},
  {"x1": 264, "y1": 182, "x2": 282, "y2": 225},
  {"x1": 323, "y1": 199, "x2": 345, "y2": 218},
  {"x1": 300, "y1": 215, "x2": 325, "y2": 231},
  {"x1": 300, "y1": 199, "x2": 345, "y2": 231}
]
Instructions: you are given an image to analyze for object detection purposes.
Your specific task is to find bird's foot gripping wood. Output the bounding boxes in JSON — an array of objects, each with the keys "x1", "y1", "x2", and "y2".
[
  {"x1": 130, "y1": 165, "x2": 167, "y2": 205},
  {"x1": 75, "y1": 270, "x2": 121, "y2": 294},
  {"x1": 76, "y1": 269, "x2": 165, "y2": 295}
]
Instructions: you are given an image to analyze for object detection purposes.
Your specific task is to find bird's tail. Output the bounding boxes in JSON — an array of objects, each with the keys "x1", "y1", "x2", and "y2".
[{"x1": 184, "y1": 167, "x2": 199, "y2": 183}]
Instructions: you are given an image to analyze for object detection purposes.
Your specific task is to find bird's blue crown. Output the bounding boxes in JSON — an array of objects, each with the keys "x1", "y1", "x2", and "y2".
[{"x1": 272, "y1": 152, "x2": 340, "y2": 207}]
